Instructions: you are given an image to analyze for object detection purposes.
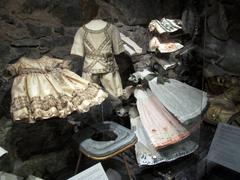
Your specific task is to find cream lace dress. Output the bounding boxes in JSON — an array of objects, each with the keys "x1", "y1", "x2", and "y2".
[{"x1": 7, "y1": 56, "x2": 108, "y2": 123}]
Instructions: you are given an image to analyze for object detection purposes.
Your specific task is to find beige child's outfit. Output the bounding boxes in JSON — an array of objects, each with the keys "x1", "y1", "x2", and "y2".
[{"x1": 71, "y1": 20, "x2": 125, "y2": 97}]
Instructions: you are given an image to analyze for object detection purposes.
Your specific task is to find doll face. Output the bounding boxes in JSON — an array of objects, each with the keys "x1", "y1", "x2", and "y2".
[
  {"x1": 148, "y1": 23, "x2": 155, "y2": 32},
  {"x1": 128, "y1": 75, "x2": 139, "y2": 83}
]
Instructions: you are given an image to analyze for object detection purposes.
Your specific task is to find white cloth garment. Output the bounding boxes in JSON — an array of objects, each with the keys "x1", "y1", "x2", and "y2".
[
  {"x1": 134, "y1": 89, "x2": 190, "y2": 149},
  {"x1": 149, "y1": 36, "x2": 184, "y2": 53},
  {"x1": 149, "y1": 78, "x2": 207, "y2": 124},
  {"x1": 131, "y1": 69, "x2": 208, "y2": 124},
  {"x1": 130, "y1": 114, "x2": 198, "y2": 166},
  {"x1": 148, "y1": 18, "x2": 182, "y2": 34},
  {"x1": 120, "y1": 33, "x2": 142, "y2": 55},
  {"x1": 71, "y1": 20, "x2": 125, "y2": 97}
]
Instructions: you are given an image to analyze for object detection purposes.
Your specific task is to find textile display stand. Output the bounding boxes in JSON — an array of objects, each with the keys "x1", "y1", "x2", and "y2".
[{"x1": 73, "y1": 121, "x2": 138, "y2": 180}]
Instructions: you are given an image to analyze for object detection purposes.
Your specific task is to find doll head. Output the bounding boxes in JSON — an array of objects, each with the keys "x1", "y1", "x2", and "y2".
[{"x1": 148, "y1": 20, "x2": 156, "y2": 32}]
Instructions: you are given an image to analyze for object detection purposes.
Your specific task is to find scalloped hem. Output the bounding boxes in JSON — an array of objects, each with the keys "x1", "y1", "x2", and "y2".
[{"x1": 11, "y1": 89, "x2": 108, "y2": 123}]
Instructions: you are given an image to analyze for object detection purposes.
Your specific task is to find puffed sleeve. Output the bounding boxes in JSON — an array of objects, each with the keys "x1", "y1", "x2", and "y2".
[
  {"x1": 48, "y1": 57, "x2": 71, "y2": 69},
  {"x1": 6, "y1": 63, "x2": 20, "y2": 76},
  {"x1": 71, "y1": 27, "x2": 85, "y2": 57},
  {"x1": 111, "y1": 25, "x2": 125, "y2": 55}
]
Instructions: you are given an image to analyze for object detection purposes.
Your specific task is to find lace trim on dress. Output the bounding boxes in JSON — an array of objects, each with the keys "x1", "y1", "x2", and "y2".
[
  {"x1": 82, "y1": 24, "x2": 119, "y2": 73},
  {"x1": 18, "y1": 68, "x2": 50, "y2": 75},
  {"x1": 11, "y1": 83, "x2": 107, "y2": 122},
  {"x1": 83, "y1": 54, "x2": 118, "y2": 73}
]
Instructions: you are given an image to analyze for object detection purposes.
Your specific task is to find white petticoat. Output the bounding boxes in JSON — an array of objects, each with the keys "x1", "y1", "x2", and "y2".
[{"x1": 149, "y1": 78, "x2": 208, "y2": 124}]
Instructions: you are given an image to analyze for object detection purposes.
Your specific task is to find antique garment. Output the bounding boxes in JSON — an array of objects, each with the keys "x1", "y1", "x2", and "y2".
[
  {"x1": 134, "y1": 89, "x2": 190, "y2": 149},
  {"x1": 120, "y1": 33, "x2": 142, "y2": 55},
  {"x1": 7, "y1": 56, "x2": 108, "y2": 123},
  {"x1": 149, "y1": 36, "x2": 184, "y2": 53},
  {"x1": 148, "y1": 18, "x2": 182, "y2": 34},
  {"x1": 130, "y1": 114, "x2": 198, "y2": 166},
  {"x1": 130, "y1": 69, "x2": 208, "y2": 124},
  {"x1": 71, "y1": 19, "x2": 125, "y2": 97}
]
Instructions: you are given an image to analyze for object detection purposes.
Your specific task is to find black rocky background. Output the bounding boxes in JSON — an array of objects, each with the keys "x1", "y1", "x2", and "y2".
[{"x1": 0, "y1": 0, "x2": 239, "y2": 179}]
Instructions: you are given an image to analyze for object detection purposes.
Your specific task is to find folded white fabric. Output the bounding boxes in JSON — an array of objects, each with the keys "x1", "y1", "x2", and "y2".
[
  {"x1": 148, "y1": 18, "x2": 182, "y2": 34},
  {"x1": 120, "y1": 33, "x2": 142, "y2": 55},
  {"x1": 149, "y1": 36, "x2": 184, "y2": 53},
  {"x1": 0, "y1": 147, "x2": 7, "y2": 157}
]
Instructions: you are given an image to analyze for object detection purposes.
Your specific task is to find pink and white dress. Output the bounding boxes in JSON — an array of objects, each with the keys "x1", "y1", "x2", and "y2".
[
  {"x1": 134, "y1": 89, "x2": 190, "y2": 149},
  {"x1": 130, "y1": 69, "x2": 208, "y2": 124}
]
